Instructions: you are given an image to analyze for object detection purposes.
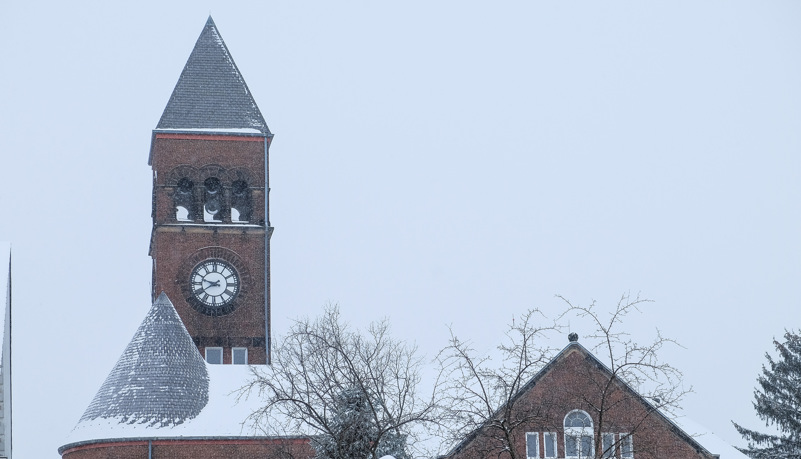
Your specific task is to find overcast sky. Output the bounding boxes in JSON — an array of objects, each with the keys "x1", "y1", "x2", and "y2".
[{"x1": 1, "y1": 2, "x2": 799, "y2": 458}]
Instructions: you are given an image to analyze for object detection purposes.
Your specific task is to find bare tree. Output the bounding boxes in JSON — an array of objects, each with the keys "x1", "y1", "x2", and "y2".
[
  {"x1": 245, "y1": 304, "x2": 441, "y2": 459},
  {"x1": 439, "y1": 294, "x2": 695, "y2": 459},
  {"x1": 556, "y1": 292, "x2": 692, "y2": 459},
  {"x1": 437, "y1": 309, "x2": 560, "y2": 459}
]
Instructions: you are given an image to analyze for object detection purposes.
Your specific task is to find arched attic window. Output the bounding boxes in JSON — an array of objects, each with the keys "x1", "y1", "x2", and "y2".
[
  {"x1": 564, "y1": 410, "x2": 593, "y2": 458},
  {"x1": 203, "y1": 177, "x2": 223, "y2": 223},
  {"x1": 174, "y1": 178, "x2": 195, "y2": 221},
  {"x1": 230, "y1": 180, "x2": 252, "y2": 223}
]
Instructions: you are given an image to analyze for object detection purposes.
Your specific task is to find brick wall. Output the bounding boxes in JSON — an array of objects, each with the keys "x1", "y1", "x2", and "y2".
[
  {"x1": 446, "y1": 347, "x2": 716, "y2": 459},
  {"x1": 149, "y1": 133, "x2": 270, "y2": 364},
  {"x1": 61, "y1": 437, "x2": 313, "y2": 459}
]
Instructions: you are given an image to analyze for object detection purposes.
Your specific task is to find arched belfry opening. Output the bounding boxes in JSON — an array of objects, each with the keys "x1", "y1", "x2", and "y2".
[
  {"x1": 230, "y1": 180, "x2": 252, "y2": 223},
  {"x1": 174, "y1": 177, "x2": 195, "y2": 221},
  {"x1": 203, "y1": 177, "x2": 223, "y2": 223}
]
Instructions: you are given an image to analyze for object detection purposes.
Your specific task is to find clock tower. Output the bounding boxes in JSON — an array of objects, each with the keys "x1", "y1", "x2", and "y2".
[{"x1": 149, "y1": 17, "x2": 272, "y2": 364}]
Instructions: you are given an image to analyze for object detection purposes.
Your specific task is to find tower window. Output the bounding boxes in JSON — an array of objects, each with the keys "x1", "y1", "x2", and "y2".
[
  {"x1": 232, "y1": 347, "x2": 248, "y2": 365},
  {"x1": 230, "y1": 180, "x2": 252, "y2": 223},
  {"x1": 174, "y1": 177, "x2": 195, "y2": 221},
  {"x1": 203, "y1": 178, "x2": 223, "y2": 222},
  {"x1": 205, "y1": 347, "x2": 223, "y2": 364}
]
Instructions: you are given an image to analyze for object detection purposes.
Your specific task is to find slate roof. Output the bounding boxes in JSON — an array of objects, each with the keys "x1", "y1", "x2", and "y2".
[
  {"x1": 155, "y1": 16, "x2": 271, "y2": 136},
  {"x1": 78, "y1": 292, "x2": 209, "y2": 427}
]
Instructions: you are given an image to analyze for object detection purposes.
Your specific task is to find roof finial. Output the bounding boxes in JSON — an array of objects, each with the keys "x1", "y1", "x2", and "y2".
[{"x1": 568, "y1": 332, "x2": 579, "y2": 342}]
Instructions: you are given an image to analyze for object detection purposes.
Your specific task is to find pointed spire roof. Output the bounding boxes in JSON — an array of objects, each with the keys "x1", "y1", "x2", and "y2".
[
  {"x1": 78, "y1": 293, "x2": 209, "y2": 427},
  {"x1": 156, "y1": 16, "x2": 271, "y2": 135}
]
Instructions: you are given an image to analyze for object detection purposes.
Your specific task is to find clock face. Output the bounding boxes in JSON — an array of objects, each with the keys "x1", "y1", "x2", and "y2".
[{"x1": 190, "y1": 259, "x2": 240, "y2": 308}]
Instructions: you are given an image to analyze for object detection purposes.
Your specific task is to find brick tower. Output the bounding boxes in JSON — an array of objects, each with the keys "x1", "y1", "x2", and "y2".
[{"x1": 149, "y1": 17, "x2": 272, "y2": 364}]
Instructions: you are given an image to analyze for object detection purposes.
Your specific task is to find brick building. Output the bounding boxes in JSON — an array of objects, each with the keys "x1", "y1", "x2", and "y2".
[
  {"x1": 57, "y1": 16, "x2": 745, "y2": 459},
  {"x1": 148, "y1": 15, "x2": 273, "y2": 366},
  {"x1": 441, "y1": 335, "x2": 744, "y2": 459},
  {"x1": 59, "y1": 18, "x2": 313, "y2": 459}
]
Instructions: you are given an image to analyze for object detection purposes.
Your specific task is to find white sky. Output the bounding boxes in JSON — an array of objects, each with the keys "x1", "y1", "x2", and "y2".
[{"x1": 1, "y1": 2, "x2": 799, "y2": 458}]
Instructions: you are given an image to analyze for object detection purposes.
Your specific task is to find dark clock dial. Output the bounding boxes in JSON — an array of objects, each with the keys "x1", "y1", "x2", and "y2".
[{"x1": 190, "y1": 259, "x2": 240, "y2": 308}]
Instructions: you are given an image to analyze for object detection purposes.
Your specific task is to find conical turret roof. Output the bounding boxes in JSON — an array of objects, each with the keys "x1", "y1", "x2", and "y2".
[
  {"x1": 156, "y1": 16, "x2": 271, "y2": 135},
  {"x1": 79, "y1": 292, "x2": 209, "y2": 427}
]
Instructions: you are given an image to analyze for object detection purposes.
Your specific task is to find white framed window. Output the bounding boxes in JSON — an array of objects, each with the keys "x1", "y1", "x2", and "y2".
[
  {"x1": 601, "y1": 433, "x2": 615, "y2": 458},
  {"x1": 620, "y1": 433, "x2": 633, "y2": 458},
  {"x1": 543, "y1": 432, "x2": 557, "y2": 458},
  {"x1": 205, "y1": 347, "x2": 223, "y2": 364},
  {"x1": 526, "y1": 432, "x2": 540, "y2": 459},
  {"x1": 232, "y1": 347, "x2": 248, "y2": 365},
  {"x1": 564, "y1": 410, "x2": 594, "y2": 458}
]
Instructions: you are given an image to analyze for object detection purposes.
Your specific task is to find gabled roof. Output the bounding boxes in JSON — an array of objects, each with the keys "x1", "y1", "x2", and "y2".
[
  {"x1": 523, "y1": 342, "x2": 714, "y2": 454},
  {"x1": 77, "y1": 292, "x2": 209, "y2": 427},
  {"x1": 155, "y1": 16, "x2": 271, "y2": 136},
  {"x1": 443, "y1": 340, "x2": 738, "y2": 458}
]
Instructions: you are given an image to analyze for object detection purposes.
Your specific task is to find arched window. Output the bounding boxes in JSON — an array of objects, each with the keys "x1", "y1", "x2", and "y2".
[
  {"x1": 564, "y1": 410, "x2": 593, "y2": 458},
  {"x1": 230, "y1": 180, "x2": 252, "y2": 223},
  {"x1": 203, "y1": 177, "x2": 223, "y2": 223},
  {"x1": 174, "y1": 177, "x2": 195, "y2": 221}
]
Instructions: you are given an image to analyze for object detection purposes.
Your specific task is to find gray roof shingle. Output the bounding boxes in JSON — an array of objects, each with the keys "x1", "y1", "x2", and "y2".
[
  {"x1": 79, "y1": 292, "x2": 209, "y2": 427},
  {"x1": 156, "y1": 16, "x2": 271, "y2": 135}
]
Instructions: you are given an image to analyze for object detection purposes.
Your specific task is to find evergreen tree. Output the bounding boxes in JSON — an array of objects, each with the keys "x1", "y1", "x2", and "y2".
[
  {"x1": 375, "y1": 429, "x2": 410, "y2": 459},
  {"x1": 314, "y1": 388, "x2": 376, "y2": 459},
  {"x1": 734, "y1": 331, "x2": 801, "y2": 459},
  {"x1": 312, "y1": 388, "x2": 411, "y2": 459}
]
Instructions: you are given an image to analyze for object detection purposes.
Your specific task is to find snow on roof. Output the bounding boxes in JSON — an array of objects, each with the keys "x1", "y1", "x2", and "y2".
[
  {"x1": 63, "y1": 364, "x2": 267, "y2": 447},
  {"x1": 155, "y1": 128, "x2": 265, "y2": 135},
  {"x1": 671, "y1": 416, "x2": 749, "y2": 459},
  {"x1": 61, "y1": 293, "x2": 271, "y2": 450},
  {"x1": 78, "y1": 293, "x2": 209, "y2": 427}
]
